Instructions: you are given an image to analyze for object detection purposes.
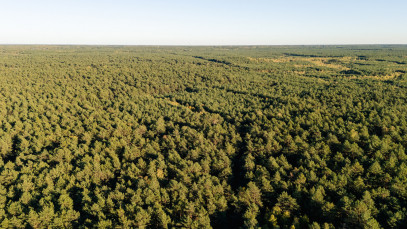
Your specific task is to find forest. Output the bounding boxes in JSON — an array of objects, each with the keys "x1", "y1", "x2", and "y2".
[{"x1": 0, "y1": 45, "x2": 407, "y2": 228}]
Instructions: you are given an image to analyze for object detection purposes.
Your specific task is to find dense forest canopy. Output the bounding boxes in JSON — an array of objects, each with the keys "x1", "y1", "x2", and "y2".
[{"x1": 0, "y1": 45, "x2": 407, "y2": 228}]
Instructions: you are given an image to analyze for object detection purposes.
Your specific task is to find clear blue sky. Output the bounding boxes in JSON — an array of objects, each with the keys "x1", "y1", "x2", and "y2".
[{"x1": 0, "y1": 0, "x2": 406, "y2": 45}]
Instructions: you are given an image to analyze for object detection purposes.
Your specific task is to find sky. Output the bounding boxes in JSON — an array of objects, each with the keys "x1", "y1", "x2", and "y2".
[{"x1": 0, "y1": 0, "x2": 406, "y2": 45}]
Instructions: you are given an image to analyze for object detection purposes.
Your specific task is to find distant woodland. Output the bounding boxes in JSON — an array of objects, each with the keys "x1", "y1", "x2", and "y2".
[{"x1": 0, "y1": 45, "x2": 407, "y2": 228}]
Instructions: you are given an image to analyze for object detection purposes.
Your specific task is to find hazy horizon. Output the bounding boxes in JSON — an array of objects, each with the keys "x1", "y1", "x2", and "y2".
[{"x1": 1, "y1": 0, "x2": 406, "y2": 45}]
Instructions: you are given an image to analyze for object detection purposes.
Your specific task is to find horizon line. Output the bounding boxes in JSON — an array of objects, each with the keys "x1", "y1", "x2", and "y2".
[{"x1": 0, "y1": 43, "x2": 407, "y2": 47}]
